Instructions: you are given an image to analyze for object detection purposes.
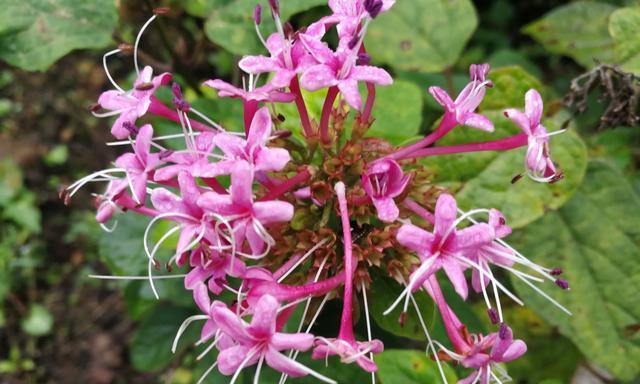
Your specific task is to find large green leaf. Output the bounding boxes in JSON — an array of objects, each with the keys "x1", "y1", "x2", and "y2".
[
  {"x1": 129, "y1": 304, "x2": 199, "y2": 372},
  {"x1": 98, "y1": 214, "x2": 150, "y2": 276},
  {"x1": 523, "y1": 1, "x2": 617, "y2": 68},
  {"x1": 369, "y1": 272, "x2": 435, "y2": 341},
  {"x1": 366, "y1": 0, "x2": 478, "y2": 73},
  {"x1": 376, "y1": 349, "x2": 457, "y2": 383},
  {"x1": 0, "y1": 0, "x2": 118, "y2": 71},
  {"x1": 421, "y1": 67, "x2": 588, "y2": 228},
  {"x1": 367, "y1": 80, "x2": 423, "y2": 145},
  {"x1": 510, "y1": 161, "x2": 640, "y2": 380},
  {"x1": 609, "y1": 6, "x2": 640, "y2": 74},
  {"x1": 205, "y1": 0, "x2": 326, "y2": 55}
]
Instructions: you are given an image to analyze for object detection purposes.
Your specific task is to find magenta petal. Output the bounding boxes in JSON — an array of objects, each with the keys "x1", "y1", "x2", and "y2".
[
  {"x1": 229, "y1": 162, "x2": 254, "y2": 208},
  {"x1": 184, "y1": 267, "x2": 210, "y2": 290},
  {"x1": 428, "y1": 86, "x2": 455, "y2": 110},
  {"x1": 372, "y1": 196, "x2": 399, "y2": 223},
  {"x1": 247, "y1": 294, "x2": 278, "y2": 338},
  {"x1": 453, "y1": 223, "x2": 494, "y2": 251},
  {"x1": 355, "y1": 355, "x2": 379, "y2": 373},
  {"x1": 351, "y1": 65, "x2": 393, "y2": 86},
  {"x1": 265, "y1": 349, "x2": 311, "y2": 377},
  {"x1": 135, "y1": 124, "x2": 154, "y2": 157},
  {"x1": 300, "y1": 64, "x2": 337, "y2": 91},
  {"x1": 461, "y1": 112, "x2": 494, "y2": 132},
  {"x1": 525, "y1": 89, "x2": 543, "y2": 126},
  {"x1": 270, "y1": 332, "x2": 314, "y2": 352},
  {"x1": 442, "y1": 258, "x2": 469, "y2": 300},
  {"x1": 151, "y1": 188, "x2": 182, "y2": 213},
  {"x1": 434, "y1": 194, "x2": 458, "y2": 237},
  {"x1": 255, "y1": 147, "x2": 291, "y2": 172},
  {"x1": 245, "y1": 222, "x2": 266, "y2": 255},
  {"x1": 211, "y1": 306, "x2": 254, "y2": 344},
  {"x1": 253, "y1": 201, "x2": 294, "y2": 224},
  {"x1": 338, "y1": 79, "x2": 362, "y2": 110},
  {"x1": 193, "y1": 282, "x2": 211, "y2": 313},
  {"x1": 396, "y1": 224, "x2": 434, "y2": 253},
  {"x1": 247, "y1": 107, "x2": 272, "y2": 149},
  {"x1": 501, "y1": 339, "x2": 527, "y2": 362},
  {"x1": 197, "y1": 192, "x2": 236, "y2": 216},
  {"x1": 504, "y1": 108, "x2": 531, "y2": 136},
  {"x1": 217, "y1": 345, "x2": 256, "y2": 376},
  {"x1": 238, "y1": 55, "x2": 279, "y2": 74}
]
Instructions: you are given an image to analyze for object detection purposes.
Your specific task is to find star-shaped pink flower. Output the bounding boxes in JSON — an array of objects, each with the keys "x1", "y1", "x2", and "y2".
[{"x1": 361, "y1": 159, "x2": 410, "y2": 222}]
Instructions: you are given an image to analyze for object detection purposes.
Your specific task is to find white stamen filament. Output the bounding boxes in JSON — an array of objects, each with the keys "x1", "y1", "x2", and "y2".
[
  {"x1": 134, "y1": 15, "x2": 157, "y2": 75},
  {"x1": 88, "y1": 274, "x2": 186, "y2": 280},
  {"x1": 361, "y1": 281, "x2": 376, "y2": 384},
  {"x1": 171, "y1": 314, "x2": 209, "y2": 353},
  {"x1": 103, "y1": 49, "x2": 126, "y2": 93},
  {"x1": 277, "y1": 238, "x2": 330, "y2": 283}
]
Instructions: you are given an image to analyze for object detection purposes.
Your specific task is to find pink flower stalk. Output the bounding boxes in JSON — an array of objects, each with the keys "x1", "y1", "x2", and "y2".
[
  {"x1": 197, "y1": 161, "x2": 294, "y2": 257},
  {"x1": 194, "y1": 107, "x2": 291, "y2": 177},
  {"x1": 395, "y1": 194, "x2": 494, "y2": 302},
  {"x1": 211, "y1": 294, "x2": 335, "y2": 383},
  {"x1": 114, "y1": 124, "x2": 162, "y2": 205},
  {"x1": 299, "y1": 34, "x2": 392, "y2": 111},
  {"x1": 361, "y1": 159, "x2": 410, "y2": 222},
  {"x1": 312, "y1": 182, "x2": 383, "y2": 373},
  {"x1": 504, "y1": 89, "x2": 562, "y2": 183},
  {"x1": 97, "y1": 66, "x2": 171, "y2": 139}
]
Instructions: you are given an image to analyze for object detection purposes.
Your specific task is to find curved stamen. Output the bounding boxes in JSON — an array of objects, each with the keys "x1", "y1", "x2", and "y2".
[
  {"x1": 134, "y1": 14, "x2": 158, "y2": 75},
  {"x1": 103, "y1": 49, "x2": 126, "y2": 93}
]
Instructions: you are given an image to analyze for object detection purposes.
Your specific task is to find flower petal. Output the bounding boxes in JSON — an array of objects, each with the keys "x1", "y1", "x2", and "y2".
[
  {"x1": 525, "y1": 89, "x2": 543, "y2": 126},
  {"x1": 247, "y1": 294, "x2": 279, "y2": 338},
  {"x1": 217, "y1": 345, "x2": 257, "y2": 375},
  {"x1": 300, "y1": 64, "x2": 337, "y2": 91},
  {"x1": 372, "y1": 196, "x2": 399, "y2": 223},
  {"x1": 253, "y1": 201, "x2": 294, "y2": 224},
  {"x1": 338, "y1": 79, "x2": 362, "y2": 110},
  {"x1": 270, "y1": 332, "x2": 314, "y2": 352},
  {"x1": 396, "y1": 224, "x2": 434, "y2": 253},
  {"x1": 351, "y1": 65, "x2": 393, "y2": 86}
]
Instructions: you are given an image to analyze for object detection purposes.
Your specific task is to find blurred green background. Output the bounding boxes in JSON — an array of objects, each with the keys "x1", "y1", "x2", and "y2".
[{"x1": 0, "y1": 0, "x2": 639, "y2": 383}]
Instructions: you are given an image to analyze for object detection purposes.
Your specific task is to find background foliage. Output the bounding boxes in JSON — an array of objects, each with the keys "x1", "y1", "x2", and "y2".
[{"x1": 0, "y1": 0, "x2": 639, "y2": 383}]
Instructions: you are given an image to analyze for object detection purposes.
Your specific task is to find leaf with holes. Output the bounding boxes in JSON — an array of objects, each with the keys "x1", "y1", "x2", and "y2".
[
  {"x1": 0, "y1": 0, "x2": 118, "y2": 71},
  {"x1": 523, "y1": 1, "x2": 617, "y2": 68},
  {"x1": 366, "y1": 0, "x2": 478, "y2": 73},
  {"x1": 510, "y1": 161, "x2": 640, "y2": 380}
]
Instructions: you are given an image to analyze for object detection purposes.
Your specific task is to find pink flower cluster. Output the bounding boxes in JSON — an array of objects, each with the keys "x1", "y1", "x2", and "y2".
[{"x1": 67, "y1": 1, "x2": 571, "y2": 383}]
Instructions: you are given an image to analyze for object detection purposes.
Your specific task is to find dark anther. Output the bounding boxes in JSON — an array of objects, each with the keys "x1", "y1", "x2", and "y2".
[
  {"x1": 277, "y1": 113, "x2": 286, "y2": 122},
  {"x1": 159, "y1": 149, "x2": 175, "y2": 160},
  {"x1": 273, "y1": 130, "x2": 292, "y2": 139},
  {"x1": 166, "y1": 262, "x2": 173, "y2": 273},
  {"x1": 549, "y1": 170, "x2": 565, "y2": 184},
  {"x1": 356, "y1": 53, "x2": 372, "y2": 66},
  {"x1": 153, "y1": 7, "x2": 170, "y2": 15},
  {"x1": 555, "y1": 279, "x2": 570, "y2": 290},
  {"x1": 511, "y1": 174, "x2": 524, "y2": 184},
  {"x1": 283, "y1": 22, "x2": 294, "y2": 39},
  {"x1": 499, "y1": 323, "x2": 509, "y2": 339},
  {"x1": 399, "y1": 311, "x2": 407, "y2": 327},
  {"x1": 363, "y1": 0, "x2": 383, "y2": 18},
  {"x1": 348, "y1": 35, "x2": 359, "y2": 50},
  {"x1": 550, "y1": 268, "x2": 563, "y2": 276},
  {"x1": 153, "y1": 258, "x2": 161, "y2": 270},
  {"x1": 487, "y1": 308, "x2": 499, "y2": 325},
  {"x1": 123, "y1": 122, "x2": 139, "y2": 136},
  {"x1": 499, "y1": 217, "x2": 506, "y2": 225},
  {"x1": 268, "y1": 0, "x2": 280, "y2": 16},
  {"x1": 135, "y1": 82, "x2": 155, "y2": 91},
  {"x1": 253, "y1": 4, "x2": 262, "y2": 25},
  {"x1": 89, "y1": 103, "x2": 102, "y2": 113},
  {"x1": 118, "y1": 43, "x2": 134, "y2": 54}
]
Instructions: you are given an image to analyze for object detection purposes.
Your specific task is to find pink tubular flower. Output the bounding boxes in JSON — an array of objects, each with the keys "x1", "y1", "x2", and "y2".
[
  {"x1": 395, "y1": 194, "x2": 494, "y2": 301},
  {"x1": 153, "y1": 132, "x2": 217, "y2": 181},
  {"x1": 97, "y1": 66, "x2": 171, "y2": 139},
  {"x1": 504, "y1": 89, "x2": 562, "y2": 183},
  {"x1": 456, "y1": 324, "x2": 527, "y2": 384},
  {"x1": 428, "y1": 64, "x2": 494, "y2": 132},
  {"x1": 197, "y1": 161, "x2": 294, "y2": 257},
  {"x1": 211, "y1": 294, "x2": 334, "y2": 383},
  {"x1": 299, "y1": 35, "x2": 392, "y2": 110},
  {"x1": 361, "y1": 159, "x2": 410, "y2": 222},
  {"x1": 114, "y1": 124, "x2": 162, "y2": 205},
  {"x1": 203, "y1": 79, "x2": 296, "y2": 103},
  {"x1": 195, "y1": 107, "x2": 291, "y2": 177},
  {"x1": 239, "y1": 33, "x2": 317, "y2": 88}
]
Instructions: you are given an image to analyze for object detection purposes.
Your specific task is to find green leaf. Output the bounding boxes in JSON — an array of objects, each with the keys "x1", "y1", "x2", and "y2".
[
  {"x1": 510, "y1": 161, "x2": 640, "y2": 380},
  {"x1": 205, "y1": 0, "x2": 326, "y2": 55},
  {"x1": 20, "y1": 304, "x2": 53, "y2": 337},
  {"x1": 609, "y1": 6, "x2": 640, "y2": 74},
  {"x1": 587, "y1": 128, "x2": 640, "y2": 171},
  {"x1": 366, "y1": 0, "x2": 478, "y2": 73},
  {"x1": 367, "y1": 80, "x2": 423, "y2": 145},
  {"x1": 129, "y1": 304, "x2": 198, "y2": 372},
  {"x1": 376, "y1": 349, "x2": 457, "y2": 383},
  {"x1": 369, "y1": 272, "x2": 435, "y2": 341},
  {"x1": 98, "y1": 214, "x2": 150, "y2": 276},
  {"x1": 0, "y1": 0, "x2": 118, "y2": 71},
  {"x1": 523, "y1": 1, "x2": 617, "y2": 68}
]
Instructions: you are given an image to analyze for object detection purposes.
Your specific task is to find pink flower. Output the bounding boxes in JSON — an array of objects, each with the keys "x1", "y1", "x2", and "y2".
[
  {"x1": 396, "y1": 194, "x2": 494, "y2": 300},
  {"x1": 321, "y1": 0, "x2": 395, "y2": 38},
  {"x1": 361, "y1": 159, "x2": 410, "y2": 222},
  {"x1": 457, "y1": 324, "x2": 527, "y2": 384},
  {"x1": 197, "y1": 161, "x2": 294, "y2": 257},
  {"x1": 428, "y1": 64, "x2": 494, "y2": 132},
  {"x1": 95, "y1": 179, "x2": 128, "y2": 223},
  {"x1": 504, "y1": 89, "x2": 561, "y2": 183},
  {"x1": 185, "y1": 246, "x2": 246, "y2": 295},
  {"x1": 312, "y1": 338, "x2": 384, "y2": 372},
  {"x1": 203, "y1": 79, "x2": 295, "y2": 103},
  {"x1": 98, "y1": 66, "x2": 171, "y2": 139},
  {"x1": 239, "y1": 33, "x2": 317, "y2": 88},
  {"x1": 299, "y1": 35, "x2": 392, "y2": 110},
  {"x1": 211, "y1": 294, "x2": 324, "y2": 380},
  {"x1": 194, "y1": 107, "x2": 291, "y2": 177},
  {"x1": 150, "y1": 172, "x2": 214, "y2": 258},
  {"x1": 154, "y1": 132, "x2": 217, "y2": 181},
  {"x1": 114, "y1": 124, "x2": 162, "y2": 205}
]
